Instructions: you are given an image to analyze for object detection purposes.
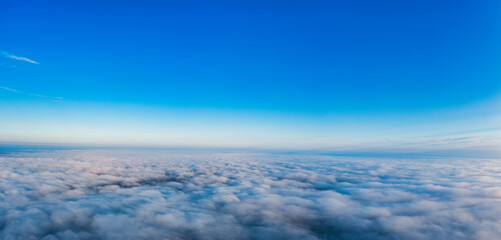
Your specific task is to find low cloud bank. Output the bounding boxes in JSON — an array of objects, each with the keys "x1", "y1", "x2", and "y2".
[{"x1": 1, "y1": 150, "x2": 500, "y2": 240}]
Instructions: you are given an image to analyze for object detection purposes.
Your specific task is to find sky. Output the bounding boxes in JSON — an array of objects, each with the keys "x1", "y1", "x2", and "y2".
[{"x1": 1, "y1": 0, "x2": 500, "y2": 156}]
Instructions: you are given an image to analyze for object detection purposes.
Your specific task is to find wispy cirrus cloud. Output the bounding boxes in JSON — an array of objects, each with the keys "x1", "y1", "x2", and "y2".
[
  {"x1": 2, "y1": 52, "x2": 39, "y2": 64},
  {"x1": 0, "y1": 86, "x2": 23, "y2": 94},
  {"x1": 0, "y1": 86, "x2": 63, "y2": 102}
]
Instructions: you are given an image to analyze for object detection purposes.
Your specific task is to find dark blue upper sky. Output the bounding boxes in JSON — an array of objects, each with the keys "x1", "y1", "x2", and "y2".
[
  {"x1": 2, "y1": 0, "x2": 500, "y2": 113},
  {"x1": 0, "y1": 0, "x2": 500, "y2": 151}
]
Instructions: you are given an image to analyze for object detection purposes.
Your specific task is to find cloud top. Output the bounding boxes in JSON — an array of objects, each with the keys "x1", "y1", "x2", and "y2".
[{"x1": 0, "y1": 150, "x2": 500, "y2": 240}]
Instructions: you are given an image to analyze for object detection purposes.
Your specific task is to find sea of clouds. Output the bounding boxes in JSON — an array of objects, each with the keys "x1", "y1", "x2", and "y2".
[{"x1": 1, "y1": 149, "x2": 501, "y2": 240}]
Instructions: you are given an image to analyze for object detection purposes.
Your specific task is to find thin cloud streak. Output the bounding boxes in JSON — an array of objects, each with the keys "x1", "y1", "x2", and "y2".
[
  {"x1": 0, "y1": 86, "x2": 23, "y2": 94},
  {"x1": 0, "y1": 86, "x2": 64, "y2": 102},
  {"x1": 2, "y1": 52, "x2": 39, "y2": 64}
]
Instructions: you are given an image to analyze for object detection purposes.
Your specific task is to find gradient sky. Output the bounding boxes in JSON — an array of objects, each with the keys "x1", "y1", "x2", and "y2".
[{"x1": 1, "y1": 0, "x2": 500, "y2": 155}]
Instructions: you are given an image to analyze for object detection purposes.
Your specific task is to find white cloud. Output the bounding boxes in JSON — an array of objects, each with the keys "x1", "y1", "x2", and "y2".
[
  {"x1": 0, "y1": 150, "x2": 500, "y2": 239},
  {"x1": 3, "y1": 52, "x2": 39, "y2": 64}
]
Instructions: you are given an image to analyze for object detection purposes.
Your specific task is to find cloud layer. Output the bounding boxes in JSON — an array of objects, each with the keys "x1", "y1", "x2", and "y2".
[{"x1": 0, "y1": 150, "x2": 500, "y2": 240}]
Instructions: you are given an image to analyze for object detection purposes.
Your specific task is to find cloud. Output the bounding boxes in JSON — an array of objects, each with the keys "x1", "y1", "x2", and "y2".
[
  {"x1": 0, "y1": 150, "x2": 500, "y2": 240},
  {"x1": 2, "y1": 52, "x2": 39, "y2": 64},
  {"x1": 0, "y1": 86, "x2": 23, "y2": 94},
  {"x1": 0, "y1": 86, "x2": 64, "y2": 102}
]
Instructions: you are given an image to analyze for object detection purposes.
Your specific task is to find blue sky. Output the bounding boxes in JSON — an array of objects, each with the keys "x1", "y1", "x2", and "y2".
[{"x1": 1, "y1": 0, "x2": 500, "y2": 155}]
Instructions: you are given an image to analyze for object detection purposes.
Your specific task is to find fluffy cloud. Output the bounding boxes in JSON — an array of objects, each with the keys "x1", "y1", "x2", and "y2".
[{"x1": 0, "y1": 150, "x2": 500, "y2": 240}]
